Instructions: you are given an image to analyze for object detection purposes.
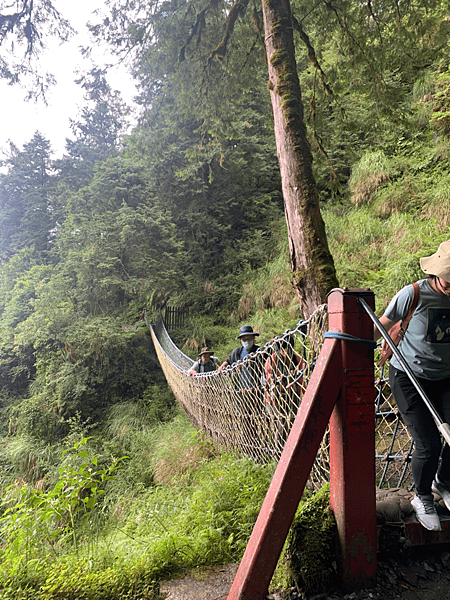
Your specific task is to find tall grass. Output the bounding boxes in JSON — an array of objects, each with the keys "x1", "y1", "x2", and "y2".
[
  {"x1": 348, "y1": 150, "x2": 394, "y2": 206},
  {"x1": 324, "y1": 203, "x2": 450, "y2": 312},
  {"x1": 0, "y1": 413, "x2": 282, "y2": 599}
]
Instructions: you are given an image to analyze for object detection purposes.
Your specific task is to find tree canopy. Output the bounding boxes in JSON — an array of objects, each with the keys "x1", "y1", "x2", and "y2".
[{"x1": 0, "y1": 0, "x2": 73, "y2": 98}]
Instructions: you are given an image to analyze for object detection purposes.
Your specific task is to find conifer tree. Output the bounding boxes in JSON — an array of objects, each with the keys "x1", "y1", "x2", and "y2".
[
  {"x1": 56, "y1": 69, "x2": 130, "y2": 191},
  {"x1": 0, "y1": 0, "x2": 73, "y2": 98},
  {"x1": 0, "y1": 132, "x2": 56, "y2": 257}
]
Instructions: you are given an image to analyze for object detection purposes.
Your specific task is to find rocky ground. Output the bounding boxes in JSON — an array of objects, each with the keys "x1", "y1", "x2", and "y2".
[
  {"x1": 290, "y1": 487, "x2": 450, "y2": 600},
  {"x1": 290, "y1": 545, "x2": 450, "y2": 600},
  {"x1": 160, "y1": 545, "x2": 450, "y2": 600},
  {"x1": 161, "y1": 488, "x2": 450, "y2": 600},
  {"x1": 160, "y1": 548, "x2": 450, "y2": 600}
]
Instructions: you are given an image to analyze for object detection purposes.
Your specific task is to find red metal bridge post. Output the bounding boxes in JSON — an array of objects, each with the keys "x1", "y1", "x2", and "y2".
[
  {"x1": 224, "y1": 288, "x2": 377, "y2": 600},
  {"x1": 225, "y1": 337, "x2": 343, "y2": 599},
  {"x1": 328, "y1": 288, "x2": 377, "y2": 588}
]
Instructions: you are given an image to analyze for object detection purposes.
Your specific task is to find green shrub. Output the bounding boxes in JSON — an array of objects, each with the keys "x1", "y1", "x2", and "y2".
[{"x1": 0, "y1": 438, "x2": 127, "y2": 576}]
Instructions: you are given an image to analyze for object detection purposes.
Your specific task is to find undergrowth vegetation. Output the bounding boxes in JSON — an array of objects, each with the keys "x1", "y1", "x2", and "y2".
[{"x1": 0, "y1": 412, "x2": 293, "y2": 599}]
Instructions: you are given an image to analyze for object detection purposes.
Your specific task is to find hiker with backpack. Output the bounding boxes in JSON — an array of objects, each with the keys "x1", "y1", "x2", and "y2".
[
  {"x1": 374, "y1": 240, "x2": 450, "y2": 531},
  {"x1": 187, "y1": 347, "x2": 219, "y2": 377}
]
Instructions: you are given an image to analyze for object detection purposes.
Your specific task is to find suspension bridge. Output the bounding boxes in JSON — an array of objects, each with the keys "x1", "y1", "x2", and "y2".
[{"x1": 145, "y1": 301, "x2": 413, "y2": 491}]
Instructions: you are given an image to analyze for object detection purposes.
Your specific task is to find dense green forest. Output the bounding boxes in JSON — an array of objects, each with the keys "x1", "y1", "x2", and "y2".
[{"x1": 0, "y1": 0, "x2": 449, "y2": 597}]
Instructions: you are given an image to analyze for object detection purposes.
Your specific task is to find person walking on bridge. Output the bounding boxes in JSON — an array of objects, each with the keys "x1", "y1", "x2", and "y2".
[
  {"x1": 264, "y1": 334, "x2": 305, "y2": 456},
  {"x1": 374, "y1": 240, "x2": 450, "y2": 531},
  {"x1": 218, "y1": 325, "x2": 260, "y2": 373},
  {"x1": 218, "y1": 325, "x2": 266, "y2": 459},
  {"x1": 187, "y1": 347, "x2": 218, "y2": 377}
]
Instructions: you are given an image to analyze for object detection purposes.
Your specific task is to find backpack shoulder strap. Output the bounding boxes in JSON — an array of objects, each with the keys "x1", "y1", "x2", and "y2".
[{"x1": 401, "y1": 281, "x2": 420, "y2": 331}]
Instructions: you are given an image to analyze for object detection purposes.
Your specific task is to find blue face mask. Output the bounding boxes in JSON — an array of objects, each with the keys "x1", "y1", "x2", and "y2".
[{"x1": 241, "y1": 339, "x2": 253, "y2": 351}]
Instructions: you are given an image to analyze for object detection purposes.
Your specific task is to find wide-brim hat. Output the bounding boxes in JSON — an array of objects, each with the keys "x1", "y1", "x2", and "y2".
[
  {"x1": 420, "y1": 241, "x2": 450, "y2": 281},
  {"x1": 198, "y1": 347, "x2": 212, "y2": 357},
  {"x1": 236, "y1": 325, "x2": 260, "y2": 339}
]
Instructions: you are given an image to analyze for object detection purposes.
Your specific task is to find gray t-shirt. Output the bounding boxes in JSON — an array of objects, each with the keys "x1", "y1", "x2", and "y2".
[{"x1": 384, "y1": 278, "x2": 450, "y2": 380}]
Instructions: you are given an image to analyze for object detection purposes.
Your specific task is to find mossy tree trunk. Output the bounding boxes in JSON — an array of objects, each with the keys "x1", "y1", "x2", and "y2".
[{"x1": 262, "y1": 0, "x2": 339, "y2": 318}]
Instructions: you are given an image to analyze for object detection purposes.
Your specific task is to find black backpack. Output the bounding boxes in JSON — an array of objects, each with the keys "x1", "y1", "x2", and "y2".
[{"x1": 198, "y1": 358, "x2": 217, "y2": 373}]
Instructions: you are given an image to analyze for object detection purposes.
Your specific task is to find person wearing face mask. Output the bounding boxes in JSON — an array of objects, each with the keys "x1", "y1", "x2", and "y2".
[
  {"x1": 374, "y1": 240, "x2": 450, "y2": 532},
  {"x1": 218, "y1": 325, "x2": 260, "y2": 373},
  {"x1": 218, "y1": 325, "x2": 265, "y2": 457}
]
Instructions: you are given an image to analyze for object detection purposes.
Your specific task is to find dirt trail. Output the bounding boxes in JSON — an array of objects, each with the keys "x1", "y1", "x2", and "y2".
[
  {"x1": 159, "y1": 545, "x2": 450, "y2": 600},
  {"x1": 159, "y1": 564, "x2": 238, "y2": 600}
]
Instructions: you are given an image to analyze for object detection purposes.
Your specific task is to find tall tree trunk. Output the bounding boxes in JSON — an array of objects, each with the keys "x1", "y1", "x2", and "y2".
[{"x1": 262, "y1": 0, "x2": 339, "y2": 318}]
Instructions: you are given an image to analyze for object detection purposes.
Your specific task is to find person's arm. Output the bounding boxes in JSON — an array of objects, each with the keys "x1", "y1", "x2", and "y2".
[
  {"x1": 219, "y1": 347, "x2": 239, "y2": 372},
  {"x1": 264, "y1": 355, "x2": 274, "y2": 383},
  {"x1": 188, "y1": 360, "x2": 199, "y2": 377},
  {"x1": 375, "y1": 283, "x2": 417, "y2": 341},
  {"x1": 218, "y1": 360, "x2": 228, "y2": 373},
  {"x1": 374, "y1": 315, "x2": 395, "y2": 341}
]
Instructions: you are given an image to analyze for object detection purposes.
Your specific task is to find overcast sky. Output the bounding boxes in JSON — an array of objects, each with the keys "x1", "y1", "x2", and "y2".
[{"x1": 0, "y1": 0, "x2": 137, "y2": 162}]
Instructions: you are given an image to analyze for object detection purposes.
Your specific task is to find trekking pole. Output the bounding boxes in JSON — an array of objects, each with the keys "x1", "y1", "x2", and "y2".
[{"x1": 357, "y1": 296, "x2": 450, "y2": 446}]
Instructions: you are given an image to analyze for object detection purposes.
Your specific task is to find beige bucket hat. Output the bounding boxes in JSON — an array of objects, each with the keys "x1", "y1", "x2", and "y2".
[{"x1": 420, "y1": 240, "x2": 450, "y2": 281}]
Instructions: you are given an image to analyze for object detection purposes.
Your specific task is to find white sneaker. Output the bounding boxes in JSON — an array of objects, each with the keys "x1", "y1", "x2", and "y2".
[
  {"x1": 411, "y1": 494, "x2": 441, "y2": 531},
  {"x1": 432, "y1": 478, "x2": 450, "y2": 511}
]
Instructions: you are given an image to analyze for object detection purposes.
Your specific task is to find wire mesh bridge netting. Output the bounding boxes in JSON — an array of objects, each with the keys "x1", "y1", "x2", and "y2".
[{"x1": 145, "y1": 308, "x2": 413, "y2": 491}]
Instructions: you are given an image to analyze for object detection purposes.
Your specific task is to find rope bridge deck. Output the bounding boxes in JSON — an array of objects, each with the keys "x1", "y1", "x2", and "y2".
[{"x1": 145, "y1": 308, "x2": 413, "y2": 490}]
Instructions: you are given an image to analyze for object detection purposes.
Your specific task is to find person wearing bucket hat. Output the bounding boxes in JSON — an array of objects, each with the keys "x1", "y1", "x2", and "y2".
[
  {"x1": 374, "y1": 240, "x2": 450, "y2": 531},
  {"x1": 420, "y1": 240, "x2": 450, "y2": 294},
  {"x1": 187, "y1": 347, "x2": 219, "y2": 377},
  {"x1": 236, "y1": 325, "x2": 260, "y2": 340},
  {"x1": 218, "y1": 325, "x2": 260, "y2": 373}
]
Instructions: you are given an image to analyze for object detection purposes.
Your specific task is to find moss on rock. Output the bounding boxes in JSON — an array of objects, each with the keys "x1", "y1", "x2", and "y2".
[{"x1": 288, "y1": 484, "x2": 337, "y2": 595}]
